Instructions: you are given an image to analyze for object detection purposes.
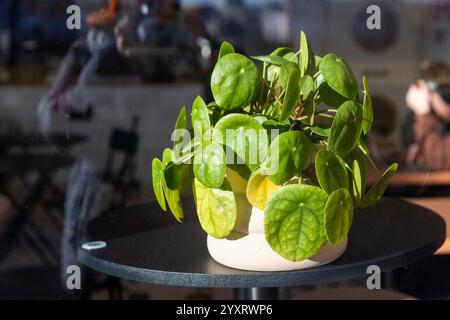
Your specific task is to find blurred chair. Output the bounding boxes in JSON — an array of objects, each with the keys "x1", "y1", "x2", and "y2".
[
  {"x1": 102, "y1": 115, "x2": 140, "y2": 210},
  {"x1": 80, "y1": 116, "x2": 141, "y2": 300}
]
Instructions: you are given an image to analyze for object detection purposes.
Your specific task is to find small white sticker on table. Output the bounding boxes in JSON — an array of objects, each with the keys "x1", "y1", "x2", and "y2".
[{"x1": 82, "y1": 241, "x2": 107, "y2": 251}]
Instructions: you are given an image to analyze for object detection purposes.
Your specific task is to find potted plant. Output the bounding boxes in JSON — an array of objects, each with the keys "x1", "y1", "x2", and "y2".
[{"x1": 152, "y1": 31, "x2": 398, "y2": 272}]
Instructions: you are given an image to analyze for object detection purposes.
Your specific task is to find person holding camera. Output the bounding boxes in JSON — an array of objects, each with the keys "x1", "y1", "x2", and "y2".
[{"x1": 405, "y1": 61, "x2": 450, "y2": 169}]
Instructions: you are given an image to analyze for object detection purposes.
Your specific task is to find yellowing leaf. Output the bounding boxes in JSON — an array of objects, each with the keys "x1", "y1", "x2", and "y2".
[
  {"x1": 226, "y1": 168, "x2": 248, "y2": 194},
  {"x1": 246, "y1": 170, "x2": 280, "y2": 210},
  {"x1": 194, "y1": 179, "x2": 237, "y2": 238}
]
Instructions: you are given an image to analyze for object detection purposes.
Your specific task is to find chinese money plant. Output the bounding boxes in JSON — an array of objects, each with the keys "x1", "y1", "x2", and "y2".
[{"x1": 152, "y1": 32, "x2": 398, "y2": 262}]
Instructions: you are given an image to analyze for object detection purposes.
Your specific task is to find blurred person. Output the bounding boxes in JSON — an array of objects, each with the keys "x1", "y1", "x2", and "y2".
[
  {"x1": 86, "y1": 0, "x2": 119, "y2": 29},
  {"x1": 38, "y1": 0, "x2": 122, "y2": 133},
  {"x1": 405, "y1": 61, "x2": 450, "y2": 169},
  {"x1": 37, "y1": 0, "x2": 213, "y2": 286},
  {"x1": 37, "y1": 0, "x2": 122, "y2": 285}
]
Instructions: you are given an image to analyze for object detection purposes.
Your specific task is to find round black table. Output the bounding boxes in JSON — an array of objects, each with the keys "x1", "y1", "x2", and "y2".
[{"x1": 78, "y1": 198, "x2": 446, "y2": 300}]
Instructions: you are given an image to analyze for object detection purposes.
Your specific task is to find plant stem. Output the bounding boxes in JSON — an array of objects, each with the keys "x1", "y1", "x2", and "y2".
[
  {"x1": 315, "y1": 113, "x2": 334, "y2": 119},
  {"x1": 274, "y1": 94, "x2": 283, "y2": 108},
  {"x1": 315, "y1": 108, "x2": 337, "y2": 114},
  {"x1": 358, "y1": 144, "x2": 382, "y2": 177},
  {"x1": 259, "y1": 65, "x2": 268, "y2": 107},
  {"x1": 314, "y1": 91, "x2": 320, "y2": 100},
  {"x1": 344, "y1": 163, "x2": 353, "y2": 173}
]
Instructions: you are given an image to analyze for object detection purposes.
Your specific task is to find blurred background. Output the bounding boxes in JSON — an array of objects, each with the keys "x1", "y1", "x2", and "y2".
[{"x1": 0, "y1": 0, "x2": 450, "y2": 300}]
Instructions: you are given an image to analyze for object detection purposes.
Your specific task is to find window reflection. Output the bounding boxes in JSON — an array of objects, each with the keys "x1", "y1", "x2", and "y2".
[{"x1": 0, "y1": 0, "x2": 449, "y2": 300}]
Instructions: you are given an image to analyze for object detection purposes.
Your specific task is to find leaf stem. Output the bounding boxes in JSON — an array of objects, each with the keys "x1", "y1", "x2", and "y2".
[
  {"x1": 344, "y1": 163, "x2": 353, "y2": 173},
  {"x1": 315, "y1": 112, "x2": 334, "y2": 119},
  {"x1": 358, "y1": 144, "x2": 382, "y2": 177},
  {"x1": 265, "y1": 78, "x2": 276, "y2": 104}
]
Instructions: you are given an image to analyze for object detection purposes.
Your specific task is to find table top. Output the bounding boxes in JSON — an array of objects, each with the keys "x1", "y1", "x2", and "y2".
[
  {"x1": 367, "y1": 168, "x2": 450, "y2": 187},
  {"x1": 404, "y1": 198, "x2": 450, "y2": 255},
  {"x1": 78, "y1": 198, "x2": 446, "y2": 288}
]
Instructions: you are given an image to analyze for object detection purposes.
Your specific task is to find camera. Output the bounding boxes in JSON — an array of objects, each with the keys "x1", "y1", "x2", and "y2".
[{"x1": 426, "y1": 80, "x2": 450, "y2": 103}]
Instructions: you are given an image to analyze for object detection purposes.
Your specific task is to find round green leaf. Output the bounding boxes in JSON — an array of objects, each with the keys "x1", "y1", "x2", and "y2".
[
  {"x1": 324, "y1": 188, "x2": 354, "y2": 245},
  {"x1": 351, "y1": 159, "x2": 363, "y2": 201},
  {"x1": 315, "y1": 55, "x2": 322, "y2": 67},
  {"x1": 152, "y1": 158, "x2": 166, "y2": 211},
  {"x1": 164, "y1": 162, "x2": 194, "y2": 191},
  {"x1": 211, "y1": 53, "x2": 259, "y2": 110},
  {"x1": 328, "y1": 100, "x2": 363, "y2": 157},
  {"x1": 253, "y1": 114, "x2": 268, "y2": 125},
  {"x1": 173, "y1": 106, "x2": 188, "y2": 150},
  {"x1": 252, "y1": 54, "x2": 288, "y2": 66},
  {"x1": 267, "y1": 48, "x2": 293, "y2": 81},
  {"x1": 279, "y1": 61, "x2": 298, "y2": 89},
  {"x1": 266, "y1": 131, "x2": 311, "y2": 185},
  {"x1": 299, "y1": 75, "x2": 315, "y2": 100},
  {"x1": 262, "y1": 119, "x2": 290, "y2": 142},
  {"x1": 345, "y1": 148, "x2": 367, "y2": 202},
  {"x1": 264, "y1": 184, "x2": 328, "y2": 261},
  {"x1": 310, "y1": 124, "x2": 331, "y2": 137},
  {"x1": 284, "y1": 51, "x2": 298, "y2": 63},
  {"x1": 191, "y1": 96, "x2": 211, "y2": 140},
  {"x1": 319, "y1": 53, "x2": 358, "y2": 100},
  {"x1": 272, "y1": 47, "x2": 293, "y2": 57},
  {"x1": 162, "y1": 178, "x2": 184, "y2": 222},
  {"x1": 300, "y1": 96, "x2": 316, "y2": 126},
  {"x1": 193, "y1": 140, "x2": 226, "y2": 188},
  {"x1": 162, "y1": 148, "x2": 174, "y2": 166},
  {"x1": 280, "y1": 68, "x2": 300, "y2": 121},
  {"x1": 218, "y1": 41, "x2": 235, "y2": 59},
  {"x1": 362, "y1": 75, "x2": 373, "y2": 134},
  {"x1": 194, "y1": 179, "x2": 237, "y2": 238},
  {"x1": 360, "y1": 163, "x2": 398, "y2": 208},
  {"x1": 318, "y1": 81, "x2": 347, "y2": 108},
  {"x1": 160, "y1": 149, "x2": 184, "y2": 222},
  {"x1": 300, "y1": 31, "x2": 315, "y2": 76},
  {"x1": 175, "y1": 106, "x2": 187, "y2": 131},
  {"x1": 213, "y1": 114, "x2": 268, "y2": 171},
  {"x1": 315, "y1": 150, "x2": 349, "y2": 194}
]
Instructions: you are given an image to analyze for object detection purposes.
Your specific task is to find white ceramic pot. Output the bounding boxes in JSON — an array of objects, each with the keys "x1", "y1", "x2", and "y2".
[{"x1": 206, "y1": 170, "x2": 347, "y2": 272}]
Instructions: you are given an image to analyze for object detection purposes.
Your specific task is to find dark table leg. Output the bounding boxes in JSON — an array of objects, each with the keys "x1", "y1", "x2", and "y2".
[{"x1": 240, "y1": 287, "x2": 279, "y2": 300}]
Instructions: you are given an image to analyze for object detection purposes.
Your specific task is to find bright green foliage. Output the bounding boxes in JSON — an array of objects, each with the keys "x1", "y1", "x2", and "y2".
[
  {"x1": 265, "y1": 185, "x2": 328, "y2": 261},
  {"x1": 151, "y1": 35, "x2": 398, "y2": 261}
]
